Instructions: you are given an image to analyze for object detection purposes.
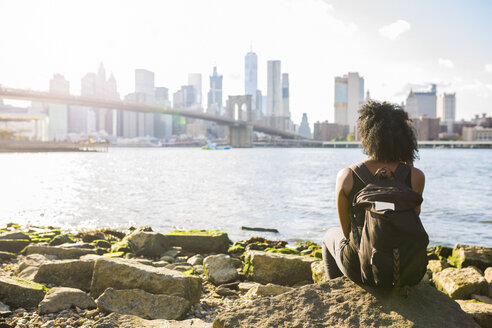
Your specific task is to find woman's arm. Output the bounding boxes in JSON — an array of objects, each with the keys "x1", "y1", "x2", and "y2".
[
  {"x1": 336, "y1": 168, "x2": 354, "y2": 239},
  {"x1": 411, "y1": 167, "x2": 425, "y2": 214}
]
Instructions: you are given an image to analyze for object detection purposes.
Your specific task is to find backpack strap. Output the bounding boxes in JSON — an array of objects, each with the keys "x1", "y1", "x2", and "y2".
[
  {"x1": 394, "y1": 163, "x2": 411, "y2": 183},
  {"x1": 350, "y1": 163, "x2": 375, "y2": 186}
]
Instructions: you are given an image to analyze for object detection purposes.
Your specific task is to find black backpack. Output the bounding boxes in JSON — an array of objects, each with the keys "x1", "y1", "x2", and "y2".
[{"x1": 351, "y1": 163, "x2": 429, "y2": 287}]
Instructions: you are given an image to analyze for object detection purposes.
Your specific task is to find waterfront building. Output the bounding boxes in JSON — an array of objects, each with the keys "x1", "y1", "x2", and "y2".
[
  {"x1": 48, "y1": 74, "x2": 69, "y2": 141},
  {"x1": 188, "y1": 73, "x2": 202, "y2": 110},
  {"x1": 313, "y1": 121, "x2": 349, "y2": 141},
  {"x1": 245, "y1": 51, "x2": 258, "y2": 109},
  {"x1": 266, "y1": 60, "x2": 282, "y2": 119},
  {"x1": 437, "y1": 93, "x2": 456, "y2": 133},
  {"x1": 334, "y1": 72, "x2": 364, "y2": 133},
  {"x1": 154, "y1": 87, "x2": 172, "y2": 139},
  {"x1": 135, "y1": 69, "x2": 155, "y2": 137},
  {"x1": 463, "y1": 126, "x2": 492, "y2": 141},
  {"x1": 412, "y1": 116, "x2": 440, "y2": 141},
  {"x1": 298, "y1": 113, "x2": 312, "y2": 139},
  {"x1": 207, "y1": 66, "x2": 223, "y2": 115},
  {"x1": 405, "y1": 84, "x2": 437, "y2": 119},
  {"x1": 173, "y1": 85, "x2": 195, "y2": 109}
]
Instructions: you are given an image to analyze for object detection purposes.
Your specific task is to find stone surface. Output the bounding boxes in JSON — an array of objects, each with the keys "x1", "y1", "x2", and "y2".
[
  {"x1": 24, "y1": 245, "x2": 95, "y2": 259},
  {"x1": 485, "y1": 267, "x2": 492, "y2": 284},
  {"x1": 124, "y1": 231, "x2": 170, "y2": 258},
  {"x1": 18, "y1": 254, "x2": 57, "y2": 272},
  {"x1": 0, "y1": 231, "x2": 30, "y2": 240},
  {"x1": 448, "y1": 244, "x2": 492, "y2": 271},
  {"x1": 471, "y1": 294, "x2": 492, "y2": 304},
  {"x1": 245, "y1": 283, "x2": 293, "y2": 298},
  {"x1": 457, "y1": 300, "x2": 492, "y2": 328},
  {"x1": 48, "y1": 234, "x2": 74, "y2": 246},
  {"x1": 433, "y1": 267, "x2": 489, "y2": 299},
  {"x1": 213, "y1": 276, "x2": 479, "y2": 328},
  {"x1": 90, "y1": 257, "x2": 201, "y2": 303},
  {"x1": 243, "y1": 250, "x2": 317, "y2": 286},
  {"x1": 215, "y1": 287, "x2": 238, "y2": 297},
  {"x1": 96, "y1": 288, "x2": 190, "y2": 320},
  {"x1": 203, "y1": 254, "x2": 238, "y2": 285},
  {"x1": 0, "y1": 276, "x2": 47, "y2": 308},
  {"x1": 34, "y1": 259, "x2": 95, "y2": 291},
  {"x1": 18, "y1": 266, "x2": 39, "y2": 280},
  {"x1": 38, "y1": 287, "x2": 96, "y2": 314},
  {"x1": 0, "y1": 239, "x2": 30, "y2": 253},
  {"x1": 94, "y1": 312, "x2": 211, "y2": 328},
  {"x1": 165, "y1": 230, "x2": 230, "y2": 254},
  {"x1": 427, "y1": 259, "x2": 449, "y2": 273},
  {"x1": 0, "y1": 251, "x2": 16, "y2": 262},
  {"x1": 238, "y1": 282, "x2": 258, "y2": 292},
  {"x1": 311, "y1": 261, "x2": 327, "y2": 283},
  {"x1": 188, "y1": 255, "x2": 204, "y2": 266}
]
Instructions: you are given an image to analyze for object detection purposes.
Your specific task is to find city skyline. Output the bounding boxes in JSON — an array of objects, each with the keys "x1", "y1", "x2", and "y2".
[{"x1": 0, "y1": 0, "x2": 491, "y2": 124}]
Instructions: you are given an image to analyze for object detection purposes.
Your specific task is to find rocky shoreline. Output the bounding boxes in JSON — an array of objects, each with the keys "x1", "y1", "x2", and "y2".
[{"x1": 0, "y1": 223, "x2": 490, "y2": 328}]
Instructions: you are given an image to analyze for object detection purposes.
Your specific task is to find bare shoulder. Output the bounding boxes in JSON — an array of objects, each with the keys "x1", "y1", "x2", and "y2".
[
  {"x1": 410, "y1": 166, "x2": 425, "y2": 194},
  {"x1": 411, "y1": 166, "x2": 425, "y2": 181},
  {"x1": 336, "y1": 167, "x2": 354, "y2": 196}
]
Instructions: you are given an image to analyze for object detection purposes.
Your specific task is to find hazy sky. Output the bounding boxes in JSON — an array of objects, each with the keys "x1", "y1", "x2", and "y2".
[{"x1": 1, "y1": 0, "x2": 491, "y2": 124}]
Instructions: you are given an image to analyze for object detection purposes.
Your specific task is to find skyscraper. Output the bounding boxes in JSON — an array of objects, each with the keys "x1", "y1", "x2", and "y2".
[
  {"x1": 245, "y1": 51, "x2": 258, "y2": 109},
  {"x1": 48, "y1": 74, "x2": 69, "y2": 141},
  {"x1": 282, "y1": 73, "x2": 290, "y2": 119},
  {"x1": 135, "y1": 69, "x2": 155, "y2": 137},
  {"x1": 154, "y1": 87, "x2": 172, "y2": 139},
  {"x1": 207, "y1": 66, "x2": 223, "y2": 115},
  {"x1": 437, "y1": 93, "x2": 456, "y2": 133},
  {"x1": 266, "y1": 60, "x2": 282, "y2": 118},
  {"x1": 299, "y1": 113, "x2": 312, "y2": 139},
  {"x1": 405, "y1": 84, "x2": 437, "y2": 119},
  {"x1": 188, "y1": 73, "x2": 202, "y2": 109},
  {"x1": 334, "y1": 72, "x2": 364, "y2": 133}
]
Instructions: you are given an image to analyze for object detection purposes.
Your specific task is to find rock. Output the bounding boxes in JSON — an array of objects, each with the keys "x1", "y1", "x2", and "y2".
[
  {"x1": 0, "y1": 276, "x2": 47, "y2": 308},
  {"x1": 151, "y1": 261, "x2": 169, "y2": 267},
  {"x1": 456, "y1": 300, "x2": 492, "y2": 328},
  {"x1": 448, "y1": 244, "x2": 492, "y2": 271},
  {"x1": 187, "y1": 255, "x2": 204, "y2": 266},
  {"x1": 18, "y1": 254, "x2": 57, "y2": 272},
  {"x1": 48, "y1": 234, "x2": 74, "y2": 246},
  {"x1": 0, "y1": 231, "x2": 30, "y2": 241},
  {"x1": 81, "y1": 231, "x2": 106, "y2": 243},
  {"x1": 0, "y1": 251, "x2": 16, "y2": 262},
  {"x1": 0, "y1": 301, "x2": 10, "y2": 317},
  {"x1": 92, "y1": 240, "x2": 111, "y2": 249},
  {"x1": 433, "y1": 267, "x2": 489, "y2": 299},
  {"x1": 96, "y1": 288, "x2": 190, "y2": 320},
  {"x1": 161, "y1": 255, "x2": 175, "y2": 263},
  {"x1": 0, "y1": 239, "x2": 30, "y2": 253},
  {"x1": 193, "y1": 265, "x2": 204, "y2": 275},
  {"x1": 213, "y1": 276, "x2": 479, "y2": 328},
  {"x1": 34, "y1": 259, "x2": 95, "y2": 291},
  {"x1": 162, "y1": 248, "x2": 181, "y2": 258},
  {"x1": 427, "y1": 259, "x2": 449, "y2": 273},
  {"x1": 165, "y1": 230, "x2": 230, "y2": 254},
  {"x1": 93, "y1": 312, "x2": 211, "y2": 328},
  {"x1": 485, "y1": 267, "x2": 492, "y2": 283},
  {"x1": 124, "y1": 231, "x2": 170, "y2": 258},
  {"x1": 18, "y1": 266, "x2": 39, "y2": 280},
  {"x1": 203, "y1": 254, "x2": 238, "y2": 285},
  {"x1": 245, "y1": 283, "x2": 293, "y2": 298},
  {"x1": 238, "y1": 282, "x2": 258, "y2": 292},
  {"x1": 311, "y1": 261, "x2": 327, "y2": 283},
  {"x1": 24, "y1": 245, "x2": 95, "y2": 259},
  {"x1": 243, "y1": 250, "x2": 317, "y2": 286},
  {"x1": 38, "y1": 287, "x2": 96, "y2": 314},
  {"x1": 110, "y1": 240, "x2": 134, "y2": 253},
  {"x1": 215, "y1": 287, "x2": 238, "y2": 297},
  {"x1": 471, "y1": 294, "x2": 492, "y2": 304},
  {"x1": 90, "y1": 258, "x2": 201, "y2": 303},
  {"x1": 165, "y1": 264, "x2": 193, "y2": 272}
]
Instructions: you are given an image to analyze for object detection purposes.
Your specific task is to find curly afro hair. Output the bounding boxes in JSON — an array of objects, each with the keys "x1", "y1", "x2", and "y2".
[{"x1": 357, "y1": 101, "x2": 418, "y2": 164}]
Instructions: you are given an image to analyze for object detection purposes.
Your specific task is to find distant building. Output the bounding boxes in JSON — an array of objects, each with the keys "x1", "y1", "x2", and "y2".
[
  {"x1": 412, "y1": 116, "x2": 440, "y2": 141},
  {"x1": 405, "y1": 84, "x2": 437, "y2": 119},
  {"x1": 298, "y1": 113, "x2": 312, "y2": 139},
  {"x1": 154, "y1": 87, "x2": 172, "y2": 139},
  {"x1": 48, "y1": 74, "x2": 69, "y2": 141},
  {"x1": 334, "y1": 72, "x2": 364, "y2": 133},
  {"x1": 266, "y1": 60, "x2": 282, "y2": 118},
  {"x1": 188, "y1": 73, "x2": 202, "y2": 109},
  {"x1": 463, "y1": 126, "x2": 492, "y2": 141},
  {"x1": 282, "y1": 73, "x2": 290, "y2": 120},
  {"x1": 207, "y1": 67, "x2": 223, "y2": 115},
  {"x1": 173, "y1": 85, "x2": 195, "y2": 109},
  {"x1": 313, "y1": 121, "x2": 349, "y2": 141},
  {"x1": 245, "y1": 51, "x2": 258, "y2": 109},
  {"x1": 135, "y1": 69, "x2": 155, "y2": 137},
  {"x1": 437, "y1": 93, "x2": 456, "y2": 133}
]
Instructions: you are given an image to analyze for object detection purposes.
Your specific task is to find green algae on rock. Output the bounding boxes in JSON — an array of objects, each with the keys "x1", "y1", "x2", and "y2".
[
  {"x1": 448, "y1": 244, "x2": 492, "y2": 271},
  {"x1": 0, "y1": 276, "x2": 48, "y2": 308},
  {"x1": 165, "y1": 230, "x2": 230, "y2": 254}
]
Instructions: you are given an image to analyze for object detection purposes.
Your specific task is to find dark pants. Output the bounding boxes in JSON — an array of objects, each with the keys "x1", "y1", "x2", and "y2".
[{"x1": 322, "y1": 227, "x2": 360, "y2": 282}]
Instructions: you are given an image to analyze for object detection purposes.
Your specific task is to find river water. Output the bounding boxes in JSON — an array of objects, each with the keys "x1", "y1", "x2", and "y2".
[{"x1": 0, "y1": 148, "x2": 490, "y2": 247}]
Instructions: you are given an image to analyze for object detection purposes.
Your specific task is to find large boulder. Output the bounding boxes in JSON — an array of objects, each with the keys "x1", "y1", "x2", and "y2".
[
  {"x1": 24, "y1": 245, "x2": 95, "y2": 259},
  {"x1": 164, "y1": 230, "x2": 230, "y2": 254},
  {"x1": 456, "y1": 300, "x2": 492, "y2": 328},
  {"x1": 93, "y1": 312, "x2": 211, "y2": 328},
  {"x1": 213, "y1": 276, "x2": 479, "y2": 328},
  {"x1": 311, "y1": 261, "x2": 327, "y2": 283},
  {"x1": 96, "y1": 288, "x2": 189, "y2": 320},
  {"x1": 448, "y1": 244, "x2": 492, "y2": 271},
  {"x1": 38, "y1": 287, "x2": 96, "y2": 314},
  {"x1": 433, "y1": 267, "x2": 489, "y2": 299},
  {"x1": 203, "y1": 254, "x2": 238, "y2": 285},
  {"x1": 34, "y1": 259, "x2": 95, "y2": 291},
  {"x1": 427, "y1": 259, "x2": 449, "y2": 274},
  {"x1": 90, "y1": 258, "x2": 201, "y2": 303},
  {"x1": 0, "y1": 251, "x2": 16, "y2": 262},
  {"x1": 0, "y1": 231, "x2": 30, "y2": 240},
  {"x1": 243, "y1": 250, "x2": 317, "y2": 286},
  {"x1": 0, "y1": 276, "x2": 47, "y2": 308},
  {"x1": 0, "y1": 239, "x2": 30, "y2": 253},
  {"x1": 485, "y1": 267, "x2": 492, "y2": 283},
  {"x1": 124, "y1": 231, "x2": 170, "y2": 258}
]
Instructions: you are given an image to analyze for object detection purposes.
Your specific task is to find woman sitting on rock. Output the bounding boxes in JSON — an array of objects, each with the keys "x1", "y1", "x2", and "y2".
[{"x1": 322, "y1": 101, "x2": 426, "y2": 285}]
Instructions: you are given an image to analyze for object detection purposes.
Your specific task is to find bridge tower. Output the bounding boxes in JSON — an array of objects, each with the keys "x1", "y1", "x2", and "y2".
[{"x1": 227, "y1": 95, "x2": 253, "y2": 148}]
